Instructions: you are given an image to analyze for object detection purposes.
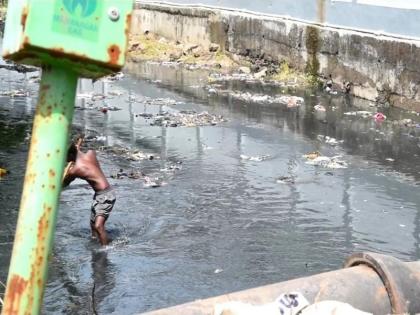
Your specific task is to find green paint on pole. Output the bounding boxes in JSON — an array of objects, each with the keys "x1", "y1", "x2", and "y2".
[{"x1": 1, "y1": 67, "x2": 78, "y2": 315}]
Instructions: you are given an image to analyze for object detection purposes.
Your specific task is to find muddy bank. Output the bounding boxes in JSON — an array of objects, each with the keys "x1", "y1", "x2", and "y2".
[
  {"x1": 132, "y1": 2, "x2": 420, "y2": 112},
  {"x1": 128, "y1": 32, "x2": 314, "y2": 89}
]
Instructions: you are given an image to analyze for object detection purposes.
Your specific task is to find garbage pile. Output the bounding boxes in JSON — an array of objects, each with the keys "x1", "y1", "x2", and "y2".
[
  {"x1": 214, "y1": 90, "x2": 304, "y2": 107},
  {"x1": 136, "y1": 110, "x2": 226, "y2": 127},
  {"x1": 100, "y1": 145, "x2": 158, "y2": 161}
]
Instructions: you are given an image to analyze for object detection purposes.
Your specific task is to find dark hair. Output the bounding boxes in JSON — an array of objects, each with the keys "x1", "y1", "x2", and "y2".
[{"x1": 67, "y1": 142, "x2": 78, "y2": 162}]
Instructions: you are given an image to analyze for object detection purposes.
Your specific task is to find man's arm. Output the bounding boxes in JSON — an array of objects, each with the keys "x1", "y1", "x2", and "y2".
[{"x1": 62, "y1": 162, "x2": 76, "y2": 187}]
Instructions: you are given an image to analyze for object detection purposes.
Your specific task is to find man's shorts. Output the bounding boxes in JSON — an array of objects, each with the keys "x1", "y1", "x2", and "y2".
[{"x1": 90, "y1": 187, "x2": 116, "y2": 223}]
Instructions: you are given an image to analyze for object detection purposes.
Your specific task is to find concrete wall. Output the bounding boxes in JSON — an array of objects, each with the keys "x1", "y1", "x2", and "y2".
[
  {"x1": 132, "y1": 2, "x2": 420, "y2": 111},
  {"x1": 138, "y1": 0, "x2": 420, "y2": 40}
]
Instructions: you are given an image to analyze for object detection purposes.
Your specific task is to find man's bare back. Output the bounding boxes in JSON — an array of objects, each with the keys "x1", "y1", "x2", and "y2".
[
  {"x1": 64, "y1": 144, "x2": 116, "y2": 245},
  {"x1": 65, "y1": 150, "x2": 110, "y2": 192}
]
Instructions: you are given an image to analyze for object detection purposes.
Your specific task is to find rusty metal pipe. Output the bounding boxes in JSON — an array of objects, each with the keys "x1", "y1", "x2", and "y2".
[
  {"x1": 140, "y1": 253, "x2": 420, "y2": 315},
  {"x1": 2, "y1": 66, "x2": 77, "y2": 315}
]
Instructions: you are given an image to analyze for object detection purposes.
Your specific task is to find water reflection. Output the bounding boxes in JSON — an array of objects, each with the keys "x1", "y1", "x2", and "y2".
[{"x1": 91, "y1": 250, "x2": 116, "y2": 314}]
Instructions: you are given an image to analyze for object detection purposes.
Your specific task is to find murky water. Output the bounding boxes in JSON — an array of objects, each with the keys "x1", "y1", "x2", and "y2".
[{"x1": 1, "y1": 56, "x2": 420, "y2": 314}]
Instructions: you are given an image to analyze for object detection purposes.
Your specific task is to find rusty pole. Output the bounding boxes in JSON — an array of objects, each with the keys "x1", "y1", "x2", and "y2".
[{"x1": 2, "y1": 66, "x2": 77, "y2": 315}]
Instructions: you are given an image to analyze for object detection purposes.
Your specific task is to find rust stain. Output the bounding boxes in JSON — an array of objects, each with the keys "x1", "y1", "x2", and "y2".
[
  {"x1": 49, "y1": 169, "x2": 56, "y2": 178},
  {"x1": 125, "y1": 13, "x2": 132, "y2": 38},
  {"x1": 4, "y1": 275, "x2": 28, "y2": 314},
  {"x1": 107, "y1": 44, "x2": 121, "y2": 65},
  {"x1": 21, "y1": 36, "x2": 30, "y2": 49},
  {"x1": 37, "y1": 212, "x2": 49, "y2": 242},
  {"x1": 21, "y1": 6, "x2": 28, "y2": 31}
]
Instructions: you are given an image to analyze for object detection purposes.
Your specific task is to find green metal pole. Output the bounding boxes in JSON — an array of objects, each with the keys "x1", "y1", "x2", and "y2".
[{"x1": 2, "y1": 66, "x2": 78, "y2": 315}]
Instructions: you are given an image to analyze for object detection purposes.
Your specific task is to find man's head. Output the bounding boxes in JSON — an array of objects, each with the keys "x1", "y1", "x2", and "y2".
[
  {"x1": 67, "y1": 134, "x2": 84, "y2": 162},
  {"x1": 67, "y1": 141, "x2": 78, "y2": 162}
]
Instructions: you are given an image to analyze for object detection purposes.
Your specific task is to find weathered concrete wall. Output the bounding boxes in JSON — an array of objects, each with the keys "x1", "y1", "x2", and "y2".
[
  {"x1": 138, "y1": 0, "x2": 420, "y2": 40},
  {"x1": 132, "y1": 2, "x2": 420, "y2": 112}
]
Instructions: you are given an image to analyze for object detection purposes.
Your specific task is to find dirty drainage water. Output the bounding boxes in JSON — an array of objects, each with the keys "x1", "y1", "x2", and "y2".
[{"x1": 0, "y1": 58, "x2": 420, "y2": 315}]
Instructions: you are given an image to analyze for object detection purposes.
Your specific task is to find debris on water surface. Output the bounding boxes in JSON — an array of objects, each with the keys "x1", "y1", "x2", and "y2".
[
  {"x1": 0, "y1": 89, "x2": 29, "y2": 97},
  {"x1": 314, "y1": 104, "x2": 326, "y2": 112},
  {"x1": 343, "y1": 111, "x2": 372, "y2": 118},
  {"x1": 100, "y1": 145, "x2": 159, "y2": 162},
  {"x1": 304, "y1": 154, "x2": 348, "y2": 169},
  {"x1": 128, "y1": 151, "x2": 155, "y2": 161},
  {"x1": 111, "y1": 169, "x2": 144, "y2": 179},
  {"x1": 217, "y1": 91, "x2": 304, "y2": 107},
  {"x1": 317, "y1": 135, "x2": 344, "y2": 146},
  {"x1": 240, "y1": 154, "x2": 271, "y2": 162},
  {"x1": 143, "y1": 176, "x2": 166, "y2": 188},
  {"x1": 103, "y1": 72, "x2": 124, "y2": 82},
  {"x1": 144, "y1": 97, "x2": 179, "y2": 106},
  {"x1": 160, "y1": 162, "x2": 183, "y2": 172},
  {"x1": 303, "y1": 151, "x2": 321, "y2": 160},
  {"x1": 144, "y1": 111, "x2": 226, "y2": 127},
  {"x1": 0, "y1": 168, "x2": 8, "y2": 178},
  {"x1": 276, "y1": 176, "x2": 295, "y2": 184},
  {"x1": 373, "y1": 112, "x2": 387, "y2": 122},
  {"x1": 99, "y1": 106, "x2": 122, "y2": 112},
  {"x1": 108, "y1": 90, "x2": 124, "y2": 96}
]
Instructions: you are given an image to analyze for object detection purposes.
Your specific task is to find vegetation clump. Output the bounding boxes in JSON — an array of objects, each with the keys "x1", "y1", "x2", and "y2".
[{"x1": 127, "y1": 32, "x2": 319, "y2": 87}]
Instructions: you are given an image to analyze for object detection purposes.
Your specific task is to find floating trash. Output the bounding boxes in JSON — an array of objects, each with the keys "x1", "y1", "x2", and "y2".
[
  {"x1": 111, "y1": 169, "x2": 144, "y2": 180},
  {"x1": 160, "y1": 162, "x2": 182, "y2": 172},
  {"x1": 317, "y1": 135, "x2": 343, "y2": 146},
  {"x1": 148, "y1": 111, "x2": 226, "y2": 128},
  {"x1": 343, "y1": 111, "x2": 372, "y2": 118},
  {"x1": 373, "y1": 112, "x2": 387, "y2": 122},
  {"x1": 304, "y1": 155, "x2": 348, "y2": 169},
  {"x1": 276, "y1": 176, "x2": 295, "y2": 184},
  {"x1": 240, "y1": 154, "x2": 271, "y2": 162},
  {"x1": 0, "y1": 89, "x2": 29, "y2": 97},
  {"x1": 100, "y1": 146, "x2": 159, "y2": 162},
  {"x1": 314, "y1": 104, "x2": 326, "y2": 112},
  {"x1": 143, "y1": 176, "x2": 165, "y2": 188},
  {"x1": 98, "y1": 106, "x2": 122, "y2": 112},
  {"x1": 104, "y1": 72, "x2": 124, "y2": 82},
  {"x1": 144, "y1": 97, "x2": 178, "y2": 106},
  {"x1": 128, "y1": 151, "x2": 155, "y2": 161},
  {"x1": 108, "y1": 90, "x2": 124, "y2": 96},
  {"x1": 136, "y1": 113, "x2": 154, "y2": 119},
  {"x1": 303, "y1": 151, "x2": 321, "y2": 160},
  {"x1": 0, "y1": 168, "x2": 8, "y2": 178},
  {"x1": 224, "y1": 91, "x2": 304, "y2": 107},
  {"x1": 91, "y1": 93, "x2": 106, "y2": 101}
]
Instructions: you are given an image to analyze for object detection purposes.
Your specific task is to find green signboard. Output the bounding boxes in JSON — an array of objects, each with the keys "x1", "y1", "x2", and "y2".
[{"x1": 52, "y1": 0, "x2": 103, "y2": 41}]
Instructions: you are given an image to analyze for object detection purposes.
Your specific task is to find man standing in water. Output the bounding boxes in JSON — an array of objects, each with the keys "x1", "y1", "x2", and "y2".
[{"x1": 63, "y1": 139, "x2": 116, "y2": 245}]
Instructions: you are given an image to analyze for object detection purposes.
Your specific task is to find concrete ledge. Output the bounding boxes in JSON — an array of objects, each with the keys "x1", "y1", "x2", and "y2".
[{"x1": 133, "y1": 1, "x2": 420, "y2": 112}]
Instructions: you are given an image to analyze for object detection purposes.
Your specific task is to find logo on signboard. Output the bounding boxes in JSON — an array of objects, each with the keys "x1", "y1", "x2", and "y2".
[
  {"x1": 52, "y1": 0, "x2": 102, "y2": 41},
  {"x1": 62, "y1": 0, "x2": 98, "y2": 17}
]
